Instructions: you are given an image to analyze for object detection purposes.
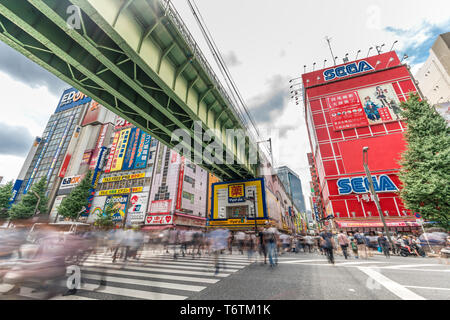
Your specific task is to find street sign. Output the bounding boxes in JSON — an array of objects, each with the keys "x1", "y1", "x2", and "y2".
[{"x1": 414, "y1": 213, "x2": 421, "y2": 219}]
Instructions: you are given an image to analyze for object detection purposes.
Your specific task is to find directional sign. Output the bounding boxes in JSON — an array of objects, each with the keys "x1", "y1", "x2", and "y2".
[{"x1": 414, "y1": 213, "x2": 421, "y2": 219}]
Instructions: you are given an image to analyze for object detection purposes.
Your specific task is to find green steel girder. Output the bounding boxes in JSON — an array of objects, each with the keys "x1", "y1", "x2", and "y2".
[
  {"x1": 71, "y1": 0, "x2": 254, "y2": 173},
  {"x1": 0, "y1": 0, "x2": 257, "y2": 179}
]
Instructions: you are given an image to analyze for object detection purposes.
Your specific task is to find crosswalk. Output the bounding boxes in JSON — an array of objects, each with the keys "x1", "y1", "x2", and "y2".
[{"x1": 7, "y1": 251, "x2": 254, "y2": 300}]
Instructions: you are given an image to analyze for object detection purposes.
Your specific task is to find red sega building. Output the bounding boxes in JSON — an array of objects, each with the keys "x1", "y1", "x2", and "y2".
[{"x1": 302, "y1": 51, "x2": 420, "y2": 233}]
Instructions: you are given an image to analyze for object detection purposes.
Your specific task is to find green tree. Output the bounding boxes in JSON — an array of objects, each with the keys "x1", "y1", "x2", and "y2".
[
  {"x1": 10, "y1": 177, "x2": 49, "y2": 220},
  {"x1": 57, "y1": 171, "x2": 93, "y2": 220},
  {"x1": 93, "y1": 201, "x2": 115, "y2": 229},
  {"x1": 398, "y1": 94, "x2": 450, "y2": 231},
  {"x1": 0, "y1": 181, "x2": 13, "y2": 220}
]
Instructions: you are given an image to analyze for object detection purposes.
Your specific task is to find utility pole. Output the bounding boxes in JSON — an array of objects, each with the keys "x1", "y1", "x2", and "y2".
[
  {"x1": 362, "y1": 147, "x2": 395, "y2": 251},
  {"x1": 325, "y1": 36, "x2": 336, "y2": 66}
]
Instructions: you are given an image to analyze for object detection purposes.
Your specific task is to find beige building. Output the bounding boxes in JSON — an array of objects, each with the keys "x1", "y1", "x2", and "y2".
[{"x1": 415, "y1": 32, "x2": 450, "y2": 110}]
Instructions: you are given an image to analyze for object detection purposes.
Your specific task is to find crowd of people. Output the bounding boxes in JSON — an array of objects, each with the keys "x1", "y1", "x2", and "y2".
[{"x1": 1, "y1": 222, "x2": 448, "y2": 299}]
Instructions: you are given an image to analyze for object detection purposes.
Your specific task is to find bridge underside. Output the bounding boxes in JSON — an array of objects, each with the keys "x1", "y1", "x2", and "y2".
[{"x1": 0, "y1": 0, "x2": 258, "y2": 180}]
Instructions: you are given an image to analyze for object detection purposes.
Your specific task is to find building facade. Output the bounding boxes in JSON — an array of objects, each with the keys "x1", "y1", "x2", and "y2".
[
  {"x1": 302, "y1": 51, "x2": 421, "y2": 233},
  {"x1": 276, "y1": 166, "x2": 306, "y2": 213}
]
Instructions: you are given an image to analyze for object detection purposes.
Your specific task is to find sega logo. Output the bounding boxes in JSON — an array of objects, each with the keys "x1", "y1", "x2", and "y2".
[
  {"x1": 337, "y1": 175, "x2": 398, "y2": 195},
  {"x1": 323, "y1": 60, "x2": 374, "y2": 81}
]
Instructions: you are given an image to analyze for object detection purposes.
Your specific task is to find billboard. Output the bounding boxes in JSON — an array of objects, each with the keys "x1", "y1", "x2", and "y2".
[
  {"x1": 329, "y1": 83, "x2": 402, "y2": 131},
  {"x1": 149, "y1": 200, "x2": 172, "y2": 215},
  {"x1": 81, "y1": 101, "x2": 100, "y2": 126},
  {"x1": 211, "y1": 178, "x2": 267, "y2": 222},
  {"x1": 55, "y1": 88, "x2": 91, "y2": 113},
  {"x1": 60, "y1": 175, "x2": 83, "y2": 189},
  {"x1": 105, "y1": 195, "x2": 129, "y2": 222},
  {"x1": 110, "y1": 128, "x2": 131, "y2": 172},
  {"x1": 59, "y1": 125, "x2": 81, "y2": 178},
  {"x1": 104, "y1": 131, "x2": 121, "y2": 173},
  {"x1": 89, "y1": 124, "x2": 109, "y2": 170},
  {"x1": 122, "y1": 128, "x2": 140, "y2": 171},
  {"x1": 46, "y1": 113, "x2": 76, "y2": 182},
  {"x1": 145, "y1": 214, "x2": 173, "y2": 225},
  {"x1": 114, "y1": 116, "x2": 133, "y2": 131},
  {"x1": 87, "y1": 196, "x2": 107, "y2": 223},
  {"x1": 127, "y1": 192, "x2": 148, "y2": 224},
  {"x1": 133, "y1": 132, "x2": 151, "y2": 169},
  {"x1": 85, "y1": 146, "x2": 106, "y2": 216}
]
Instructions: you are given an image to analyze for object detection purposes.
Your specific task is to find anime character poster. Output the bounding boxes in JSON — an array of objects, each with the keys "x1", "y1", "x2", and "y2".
[{"x1": 357, "y1": 84, "x2": 402, "y2": 124}]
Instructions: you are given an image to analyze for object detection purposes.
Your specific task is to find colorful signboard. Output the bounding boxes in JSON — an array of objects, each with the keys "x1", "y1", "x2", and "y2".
[
  {"x1": 104, "y1": 131, "x2": 120, "y2": 173},
  {"x1": 133, "y1": 132, "x2": 151, "y2": 169},
  {"x1": 89, "y1": 123, "x2": 109, "y2": 170},
  {"x1": 59, "y1": 126, "x2": 81, "y2": 178},
  {"x1": 105, "y1": 195, "x2": 129, "y2": 222},
  {"x1": 98, "y1": 187, "x2": 143, "y2": 196},
  {"x1": 111, "y1": 128, "x2": 131, "y2": 172},
  {"x1": 228, "y1": 183, "x2": 246, "y2": 203},
  {"x1": 101, "y1": 172, "x2": 145, "y2": 183},
  {"x1": 114, "y1": 116, "x2": 133, "y2": 131},
  {"x1": 55, "y1": 88, "x2": 91, "y2": 113},
  {"x1": 122, "y1": 128, "x2": 140, "y2": 171},
  {"x1": 145, "y1": 214, "x2": 173, "y2": 225},
  {"x1": 81, "y1": 101, "x2": 100, "y2": 126},
  {"x1": 9, "y1": 179, "x2": 23, "y2": 205},
  {"x1": 60, "y1": 175, "x2": 83, "y2": 189},
  {"x1": 176, "y1": 157, "x2": 185, "y2": 210},
  {"x1": 87, "y1": 195, "x2": 107, "y2": 223},
  {"x1": 85, "y1": 146, "x2": 106, "y2": 216},
  {"x1": 127, "y1": 192, "x2": 148, "y2": 224},
  {"x1": 323, "y1": 60, "x2": 374, "y2": 82},
  {"x1": 337, "y1": 175, "x2": 399, "y2": 195},
  {"x1": 211, "y1": 178, "x2": 267, "y2": 222}
]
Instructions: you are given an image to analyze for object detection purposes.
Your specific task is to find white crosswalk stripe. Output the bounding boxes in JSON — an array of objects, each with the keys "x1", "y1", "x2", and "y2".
[{"x1": 8, "y1": 252, "x2": 253, "y2": 300}]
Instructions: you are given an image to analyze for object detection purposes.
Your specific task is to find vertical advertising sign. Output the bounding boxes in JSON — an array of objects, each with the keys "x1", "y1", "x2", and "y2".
[
  {"x1": 46, "y1": 113, "x2": 76, "y2": 182},
  {"x1": 105, "y1": 195, "x2": 129, "y2": 222},
  {"x1": 104, "y1": 131, "x2": 120, "y2": 173},
  {"x1": 59, "y1": 125, "x2": 81, "y2": 178},
  {"x1": 175, "y1": 156, "x2": 185, "y2": 210},
  {"x1": 122, "y1": 128, "x2": 140, "y2": 171},
  {"x1": 126, "y1": 192, "x2": 148, "y2": 224},
  {"x1": 24, "y1": 121, "x2": 58, "y2": 194},
  {"x1": 111, "y1": 128, "x2": 131, "y2": 172},
  {"x1": 133, "y1": 132, "x2": 151, "y2": 169},
  {"x1": 84, "y1": 146, "x2": 106, "y2": 216},
  {"x1": 89, "y1": 124, "x2": 109, "y2": 170}
]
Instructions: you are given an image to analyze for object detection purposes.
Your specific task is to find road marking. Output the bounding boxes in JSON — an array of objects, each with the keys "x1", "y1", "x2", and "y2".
[
  {"x1": 81, "y1": 273, "x2": 206, "y2": 292},
  {"x1": 379, "y1": 267, "x2": 450, "y2": 272},
  {"x1": 383, "y1": 264, "x2": 441, "y2": 269},
  {"x1": 358, "y1": 267, "x2": 426, "y2": 300},
  {"x1": 335, "y1": 261, "x2": 385, "y2": 266},
  {"x1": 404, "y1": 286, "x2": 450, "y2": 291},
  {"x1": 278, "y1": 259, "x2": 326, "y2": 264},
  {"x1": 82, "y1": 266, "x2": 220, "y2": 284}
]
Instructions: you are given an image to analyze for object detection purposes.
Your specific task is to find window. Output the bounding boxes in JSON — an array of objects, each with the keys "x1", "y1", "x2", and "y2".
[{"x1": 182, "y1": 191, "x2": 194, "y2": 204}]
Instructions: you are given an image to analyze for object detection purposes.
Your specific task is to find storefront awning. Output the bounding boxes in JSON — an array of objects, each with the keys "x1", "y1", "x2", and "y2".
[
  {"x1": 335, "y1": 221, "x2": 421, "y2": 228},
  {"x1": 141, "y1": 225, "x2": 172, "y2": 231}
]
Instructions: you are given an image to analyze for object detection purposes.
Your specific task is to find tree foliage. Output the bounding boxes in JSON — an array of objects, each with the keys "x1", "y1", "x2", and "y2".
[
  {"x1": 93, "y1": 201, "x2": 115, "y2": 229},
  {"x1": 398, "y1": 94, "x2": 450, "y2": 230},
  {"x1": 57, "y1": 171, "x2": 93, "y2": 220},
  {"x1": 9, "y1": 177, "x2": 49, "y2": 220},
  {"x1": 0, "y1": 181, "x2": 13, "y2": 219}
]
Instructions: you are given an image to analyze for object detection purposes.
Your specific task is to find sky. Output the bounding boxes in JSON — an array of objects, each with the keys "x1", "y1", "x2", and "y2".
[{"x1": 0, "y1": 0, "x2": 449, "y2": 210}]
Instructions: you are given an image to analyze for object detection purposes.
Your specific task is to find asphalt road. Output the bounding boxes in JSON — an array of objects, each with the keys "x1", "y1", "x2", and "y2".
[{"x1": 1, "y1": 249, "x2": 448, "y2": 300}]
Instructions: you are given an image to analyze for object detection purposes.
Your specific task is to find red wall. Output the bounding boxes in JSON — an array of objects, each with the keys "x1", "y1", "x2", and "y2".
[{"x1": 303, "y1": 51, "x2": 417, "y2": 219}]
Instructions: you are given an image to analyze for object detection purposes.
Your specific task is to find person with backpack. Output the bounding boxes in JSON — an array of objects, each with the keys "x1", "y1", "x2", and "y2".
[
  {"x1": 354, "y1": 230, "x2": 368, "y2": 259},
  {"x1": 320, "y1": 228, "x2": 336, "y2": 264}
]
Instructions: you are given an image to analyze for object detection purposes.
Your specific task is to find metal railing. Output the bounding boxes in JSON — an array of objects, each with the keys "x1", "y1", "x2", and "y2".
[{"x1": 159, "y1": 0, "x2": 258, "y2": 142}]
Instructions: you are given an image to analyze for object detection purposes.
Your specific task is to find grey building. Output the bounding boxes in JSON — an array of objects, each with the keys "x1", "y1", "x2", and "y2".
[{"x1": 276, "y1": 166, "x2": 306, "y2": 213}]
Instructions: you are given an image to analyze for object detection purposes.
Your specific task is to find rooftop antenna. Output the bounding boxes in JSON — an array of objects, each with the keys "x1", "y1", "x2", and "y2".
[
  {"x1": 323, "y1": 59, "x2": 327, "y2": 68},
  {"x1": 367, "y1": 47, "x2": 373, "y2": 57},
  {"x1": 325, "y1": 36, "x2": 337, "y2": 66},
  {"x1": 303, "y1": 65, "x2": 307, "y2": 73},
  {"x1": 390, "y1": 40, "x2": 398, "y2": 52},
  {"x1": 312, "y1": 62, "x2": 316, "y2": 71}
]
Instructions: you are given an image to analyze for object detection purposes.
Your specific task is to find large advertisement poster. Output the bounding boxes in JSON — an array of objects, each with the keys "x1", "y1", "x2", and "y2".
[
  {"x1": 105, "y1": 195, "x2": 129, "y2": 222},
  {"x1": 133, "y1": 132, "x2": 151, "y2": 169},
  {"x1": 329, "y1": 83, "x2": 402, "y2": 131},
  {"x1": 55, "y1": 88, "x2": 91, "y2": 113},
  {"x1": 122, "y1": 128, "x2": 140, "y2": 171},
  {"x1": 126, "y1": 192, "x2": 148, "y2": 224},
  {"x1": 89, "y1": 123, "x2": 109, "y2": 170},
  {"x1": 87, "y1": 196, "x2": 107, "y2": 223},
  {"x1": 358, "y1": 83, "x2": 402, "y2": 124},
  {"x1": 111, "y1": 128, "x2": 131, "y2": 172},
  {"x1": 104, "y1": 131, "x2": 120, "y2": 173}
]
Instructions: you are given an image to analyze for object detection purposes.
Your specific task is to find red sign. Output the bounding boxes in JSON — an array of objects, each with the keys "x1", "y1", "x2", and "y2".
[
  {"x1": 146, "y1": 215, "x2": 173, "y2": 225},
  {"x1": 176, "y1": 156, "x2": 185, "y2": 210},
  {"x1": 81, "y1": 101, "x2": 101, "y2": 126},
  {"x1": 59, "y1": 154, "x2": 72, "y2": 178},
  {"x1": 104, "y1": 131, "x2": 120, "y2": 173},
  {"x1": 114, "y1": 116, "x2": 133, "y2": 130}
]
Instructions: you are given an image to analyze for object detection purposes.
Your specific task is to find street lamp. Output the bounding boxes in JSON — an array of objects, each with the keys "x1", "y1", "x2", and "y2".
[
  {"x1": 362, "y1": 147, "x2": 395, "y2": 251},
  {"x1": 31, "y1": 190, "x2": 41, "y2": 216}
]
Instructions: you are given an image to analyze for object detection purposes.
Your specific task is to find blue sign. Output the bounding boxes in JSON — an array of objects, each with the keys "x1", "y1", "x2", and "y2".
[
  {"x1": 55, "y1": 88, "x2": 91, "y2": 113},
  {"x1": 415, "y1": 213, "x2": 421, "y2": 219},
  {"x1": 84, "y1": 146, "x2": 106, "y2": 216},
  {"x1": 8, "y1": 179, "x2": 23, "y2": 206},
  {"x1": 323, "y1": 60, "x2": 374, "y2": 81},
  {"x1": 122, "y1": 128, "x2": 139, "y2": 171},
  {"x1": 133, "y1": 132, "x2": 151, "y2": 169},
  {"x1": 337, "y1": 175, "x2": 398, "y2": 195}
]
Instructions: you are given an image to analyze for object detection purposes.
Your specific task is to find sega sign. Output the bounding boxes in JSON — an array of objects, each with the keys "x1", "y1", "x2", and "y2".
[
  {"x1": 323, "y1": 60, "x2": 374, "y2": 82},
  {"x1": 337, "y1": 175, "x2": 398, "y2": 195},
  {"x1": 55, "y1": 88, "x2": 91, "y2": 113}
]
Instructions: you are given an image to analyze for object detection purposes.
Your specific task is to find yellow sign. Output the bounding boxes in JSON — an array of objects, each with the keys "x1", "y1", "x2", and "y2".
[
  {"x1": 208, "y1": 219, "x2": 269, "y2": 226},
  {"x1": 102, "y1": 172, "x2": 145, "y2": 183},
  {"x1": 228, "y1": 184, "x2": 245, "y2": 203},
  {"x1": 99, "y1": 186, "x2": 143, "y2": 196},
  {"x1": 111, "y1": 128, "x2": 131, "y2": 172}
]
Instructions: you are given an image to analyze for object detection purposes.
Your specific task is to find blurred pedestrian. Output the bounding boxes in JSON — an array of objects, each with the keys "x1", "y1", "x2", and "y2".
[
  {"x1": 377, "y1": 232, "x2": 390, "y2": 258},
  {"x1": 337, "y1": 230, "x2": 350, "y2": 259}
]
